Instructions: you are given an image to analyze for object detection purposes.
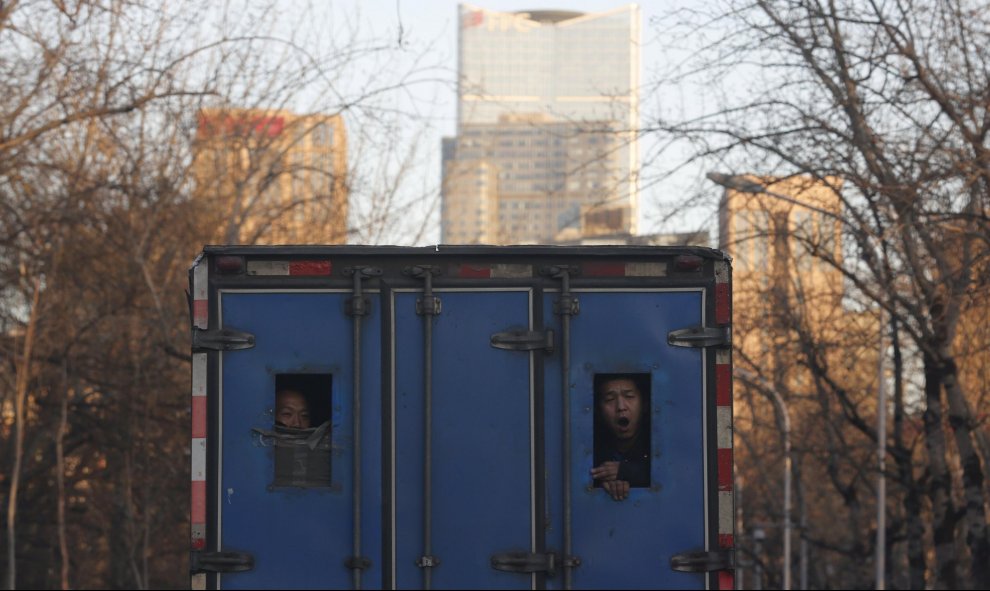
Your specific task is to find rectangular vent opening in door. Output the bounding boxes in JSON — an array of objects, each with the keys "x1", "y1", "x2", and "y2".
[
  {"x1": 593, "y1": 373, "x2": 651, "y2": 491},
  {"x1": 273, "y1": 373, "x2": 332, "y2": 488}
]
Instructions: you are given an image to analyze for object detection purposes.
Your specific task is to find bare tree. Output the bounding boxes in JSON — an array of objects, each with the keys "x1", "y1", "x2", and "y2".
[
  {"x1": 0, "y1": 1, "x2": 446, "y2": 588},
  {"x1": 647, "y1": 0, "x2": 990, "y2": 588}
]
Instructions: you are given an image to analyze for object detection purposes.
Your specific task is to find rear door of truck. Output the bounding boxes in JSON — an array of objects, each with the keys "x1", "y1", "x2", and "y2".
[
  {"x1": 539, "y1": 261, "x2": 730, "y2": 589},
  {"x1": 190, "y1": 258, "x2": 385, "y2": 589},
  {"x1": 189, "y1": 246, "x2": 733, "y2": 590}
]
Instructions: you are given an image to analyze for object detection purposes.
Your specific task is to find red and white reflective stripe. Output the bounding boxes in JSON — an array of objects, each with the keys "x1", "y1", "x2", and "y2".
[
  {"x1": 246, "y1": 260, "x2": 332, "y2": 276},
  {"x1": 715, "y1": 259, "x2": 734, "y2": 588},
  {"x1": 191, "y1": 260, "x2": 208, "y2": 551},
  {"x1": 191, "y1": 352, "x2": 207, "y2": 551},
  {"x1": 191, "y1": 260, "x2": 208, "y2": 550},
  {"x1": 716, "y1": 348, "x2": 733, "y2": 546},
  {"x1": 715, "y1": 260, "x2": 731, "y2": 324},
  {"x1": 581, "y1": 261, "x2": 667, "y2": 277},
  {"x1": 454, "y1": 261, "x2": 668, "y2": 278},
  {"x1": 716, "y1": 346, "x2": 734, "y2": 588},
  {"x1": 193, "y1": 260, "x2": 208, "y2": 329},
  {"x1": 455, "y1": 263, "x2": 532, "y2": 278}
]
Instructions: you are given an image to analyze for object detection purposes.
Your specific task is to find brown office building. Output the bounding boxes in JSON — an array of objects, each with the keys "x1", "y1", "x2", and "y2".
[{"x1": 192, "y1": 108, "x2": 347, "y2": 245}]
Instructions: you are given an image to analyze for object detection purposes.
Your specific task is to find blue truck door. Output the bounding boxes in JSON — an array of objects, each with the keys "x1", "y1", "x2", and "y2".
[
  {"x1": 544, "y1": 289, "x2": 708, "y2": 590},
  {"x1": 217, "y1": 291, "x2": 383, "y2": 589},
  {"x1": 392, "y1": 288, "x2": 537, "y2": 589}
]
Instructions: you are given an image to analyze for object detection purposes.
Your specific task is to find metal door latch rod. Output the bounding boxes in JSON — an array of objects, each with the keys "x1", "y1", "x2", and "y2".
[
  {"x1": 541, "y1": 264, "x2": 580, "y2": 590},
  {"x1": 343, "y1": 266, "x2": 381, "y2": 589},
  {"x1": 405, "y1": 265, "x2": 442, "y2": 590}
]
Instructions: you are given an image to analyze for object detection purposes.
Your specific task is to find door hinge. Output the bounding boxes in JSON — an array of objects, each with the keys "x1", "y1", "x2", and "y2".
[
  {"x1": 491, "y1": 551, "x2": 557, "y2": 576},
  {"x1": 190, "y1": 550, "x2": 255, "y2": 573},
  {"x1": 491, "y1": 329, "x2": 555, "y2": 353},
  {"x1": 667, "y1": 325, "x2": 731, "y2": 348},
  {"x1": 191, "y1": 327, "x2": 256, "y2": 351},
  {"x1": 670, "y1": 549, "x2": 734, "y2": 572}
]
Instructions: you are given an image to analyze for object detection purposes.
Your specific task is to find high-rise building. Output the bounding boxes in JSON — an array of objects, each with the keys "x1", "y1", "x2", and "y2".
[
  {"x1": 442, "y1": 4, "x2": 640, "y2": 244},
  {"x1": 192, "y1": 108, "x2": 348, "y2": 245}
]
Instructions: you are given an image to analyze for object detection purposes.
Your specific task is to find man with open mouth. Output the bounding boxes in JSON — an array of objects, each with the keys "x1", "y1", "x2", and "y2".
[{"x1": 591, "y1": 375, "x2": 650, "y2": 501}]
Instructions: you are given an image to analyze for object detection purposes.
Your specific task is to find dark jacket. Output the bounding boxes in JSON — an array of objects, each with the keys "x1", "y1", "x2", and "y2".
[{"x1": 594, "y1": 434, "x2": 650, "y2": 487}]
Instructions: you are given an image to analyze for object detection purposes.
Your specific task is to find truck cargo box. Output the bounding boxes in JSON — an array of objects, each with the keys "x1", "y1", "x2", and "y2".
[{"x1": 188, "y1": 245, "x2": 735, "y2": 590}]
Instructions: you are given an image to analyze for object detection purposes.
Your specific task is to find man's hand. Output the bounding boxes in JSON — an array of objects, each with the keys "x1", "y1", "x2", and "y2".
[
  {"x1": 592, "y1": 461, "x2": 630, "y2": 501},
  {"x1": 590, "y1": 461, "x2": 621, "y2": 482},
  {"x1": 602, "y1": 479, "x2": 630, "y2": 501}
]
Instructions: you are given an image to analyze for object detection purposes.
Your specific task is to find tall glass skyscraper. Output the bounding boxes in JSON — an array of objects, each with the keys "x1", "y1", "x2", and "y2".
[{"x1": 442, "y1": 4, "x2": 641, "y2": 244}]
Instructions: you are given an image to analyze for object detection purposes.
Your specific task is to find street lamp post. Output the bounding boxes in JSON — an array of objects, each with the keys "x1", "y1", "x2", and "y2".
[
  {"x1": 753, "y1": 527, "x2": 765, "y2": 591},
  {"x1": 709, "y1": 171, "x2": 888, "y2": 590},
  {"x1": 735, "y1": 369, "x2": 792, "y2": 590},
  {"x1": 876, "y1": 308, "x2": 886, "y2": 590},
  {"x1": 762, "y1": 377, "x2": 792, "y2": 591}
]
